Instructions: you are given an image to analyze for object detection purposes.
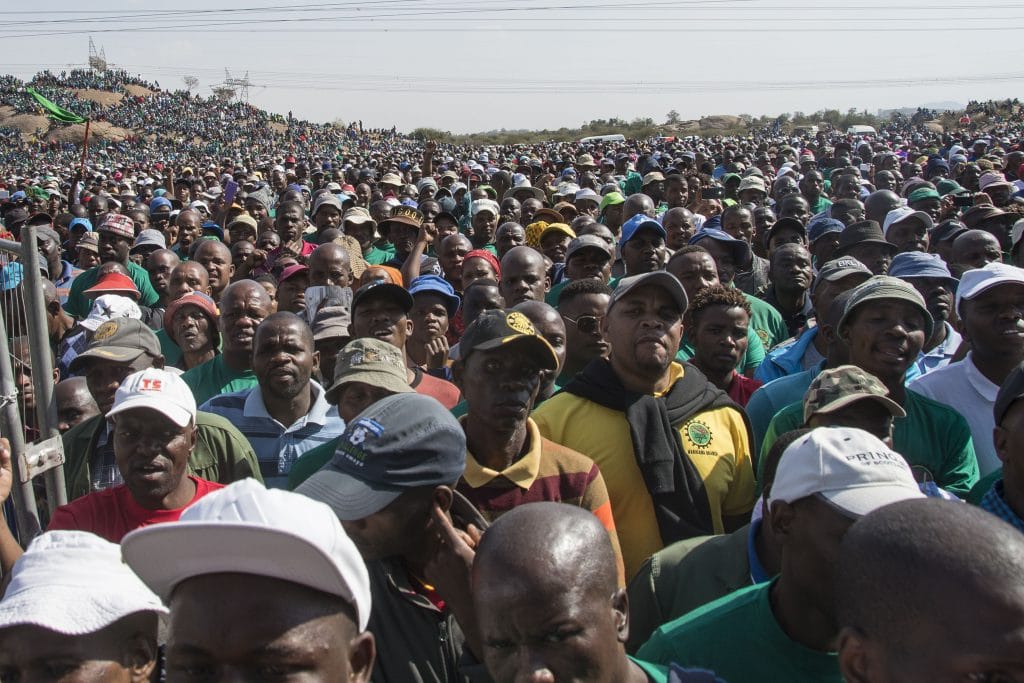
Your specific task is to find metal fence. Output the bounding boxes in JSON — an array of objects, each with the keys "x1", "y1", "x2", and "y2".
[{"x1": 0, "y1": 224, "x2": 67, "y2": 543}]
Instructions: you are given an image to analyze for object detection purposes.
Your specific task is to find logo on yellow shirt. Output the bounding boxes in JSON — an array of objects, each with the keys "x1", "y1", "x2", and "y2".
[{"x1": 685, "y1": 420, "x2": 713, "y2": 448}]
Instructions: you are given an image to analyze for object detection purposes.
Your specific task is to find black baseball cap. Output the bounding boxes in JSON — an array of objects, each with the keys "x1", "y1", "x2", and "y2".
[
  {"x1": 459, "y1": 309, "x2": 558, "y2": 371},
  {"x1": 994, "y1": 362, "x2": 1024, "y2": 425},
  {"x1": 351, "y1": 280, "x2": 413, "y2": 315}
]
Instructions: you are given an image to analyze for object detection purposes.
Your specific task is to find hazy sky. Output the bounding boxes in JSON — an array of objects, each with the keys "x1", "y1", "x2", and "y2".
[{"x1": 2, "y1": 0, "x2": 1023, "y2": 133}]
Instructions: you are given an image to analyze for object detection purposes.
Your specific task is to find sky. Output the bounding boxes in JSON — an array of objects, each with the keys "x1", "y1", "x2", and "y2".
[{"x1": 2, "y1": 1, "x2": 1023, "y2": 134}]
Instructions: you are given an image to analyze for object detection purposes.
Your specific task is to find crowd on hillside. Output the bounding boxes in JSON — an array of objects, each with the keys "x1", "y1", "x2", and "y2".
[{"x1": 0, "y1": 70, "x2": 1022, "y2": 681}]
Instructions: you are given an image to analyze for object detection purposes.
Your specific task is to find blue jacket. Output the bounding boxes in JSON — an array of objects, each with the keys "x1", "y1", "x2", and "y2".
[{"x1": 754, "y1": 327, "x2": 819, "y2": 384}]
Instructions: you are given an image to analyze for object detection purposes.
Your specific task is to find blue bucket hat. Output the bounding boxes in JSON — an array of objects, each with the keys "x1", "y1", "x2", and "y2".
[
  {"x1": 688, "y1": 227, "x2": 751, "y2": 265},
  {"x1": 408, "y1": 274, "x2": 461, "y2": 317},
  {"x1": 887, "y1": 252, "x2": 958, "y2": 290},
  {"x1": 619, "y1": 214, "x2": 666, "y2": 248}
]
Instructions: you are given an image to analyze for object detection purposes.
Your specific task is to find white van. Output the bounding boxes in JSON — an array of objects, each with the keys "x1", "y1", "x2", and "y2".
[
  {"x1": 579, "y1": 134, "x2": 626, "y2": 143},
  {"x1": 846, "y1": 125, "x2": 877, "y2": 136}
]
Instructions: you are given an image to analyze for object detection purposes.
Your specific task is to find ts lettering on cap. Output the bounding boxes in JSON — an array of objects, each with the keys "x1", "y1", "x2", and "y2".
[
  {"x1": 93, "y1": 320, "x2": 119, "y2": 341},
  {"x1": 138, "y1": 378, "x2": 164, "y2": 393}
]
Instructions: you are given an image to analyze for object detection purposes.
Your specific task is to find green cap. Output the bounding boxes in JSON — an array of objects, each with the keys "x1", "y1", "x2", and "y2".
[
  {"x1": 599, "y1": 192, "x2": 625, "y2": 214},
  {"x1": 838, "y1": 275, "x2": 934, "y2": 339},
  {"x1": 325, "y1": 338, "x2": 413, "y2": 404},
  {"x1": 802, "y1": 365, "x2": 907, "y2": 424}
]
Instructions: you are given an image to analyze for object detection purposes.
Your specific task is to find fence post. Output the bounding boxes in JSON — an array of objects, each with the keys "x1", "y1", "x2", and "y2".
[
  {"x1": 19, "y1": 224, "x2": 67, "y2": 510},
  {"x1": 0, "y1": 311, "x2": 41, "y2": 541}
]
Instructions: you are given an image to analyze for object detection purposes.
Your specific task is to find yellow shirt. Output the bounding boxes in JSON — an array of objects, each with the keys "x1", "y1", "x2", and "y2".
[{"x1": 533, "y1": 363, "x2": 756, "y2": 580}]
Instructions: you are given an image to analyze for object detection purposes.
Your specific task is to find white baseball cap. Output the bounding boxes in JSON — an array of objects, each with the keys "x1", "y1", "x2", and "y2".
[
  {"x1": 80, "y1": 293, "x2": 142, "y2": 332},
  {"x1": 955, "y1": 262, "x2": 1024, "y2": 317},
  {"x1": 882, "y1": 206, "x2": 933, "y2": 237},
  {"x1": 768, "y1": 427, "x2": 924, "y2": 517},
  {"x1": 122, "y1": 479, "x2": 372, "y2": 631},
  {"x1": 107, "y1": 368, "x2": 197, "y2": 428},
  {"x1": 0, "y1": 531, "x2": 166, "y2": 636}
]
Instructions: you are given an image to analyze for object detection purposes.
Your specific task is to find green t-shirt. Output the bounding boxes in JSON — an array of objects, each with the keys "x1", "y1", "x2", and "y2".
[
  {"x1": 620, "y1": 170, "x2": 643, "y2": 197},
  {"x1": 630, "y1": 657, "x2": 669, "y2": 683},
  {"x1": 155, "y1": 326, "x2": 183, "y2": 368},
  {"x1": 761, "y1": 389, "x2": 979, "y2": 498},
  {"x1": 637, "y1": 580, "x2": 841, "y2": 683},
  {"x1": 364, "y1": 245, "x2": 393, "y2": 266},
  {"x1": 969, "y1": 468, "x2": 1001, "y2": 505},
  {"x1": 181, "y1": 355, "x2": 258, "y2": 407},
  {"x1": 677, "y1": 327, "x2": 766, "y2": 374},
  {"x1": 744, "y1": 293, "x2": 789, "y2": 351},
  {"x1": 64, "y1": 261, "x2": 161, "y2": 319},
  {"x1": 287, "y1": 436, "x2": 341, "y2": 489}
]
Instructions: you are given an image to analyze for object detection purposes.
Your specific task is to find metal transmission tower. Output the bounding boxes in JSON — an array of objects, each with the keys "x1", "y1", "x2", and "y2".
[
  {"x1": 224, "y1": 69, "x2": 255, "y2": 103},
  {"x1": 87, "y1": 37, "x2": 108, "y2": 73}
]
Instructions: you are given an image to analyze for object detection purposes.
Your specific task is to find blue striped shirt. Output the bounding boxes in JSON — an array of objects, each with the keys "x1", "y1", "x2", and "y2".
[
  {"x1": 980, "y1": 479, "x2": 1024, "y2": 534},
  {"x1": 200, "y1": 380, "x2": 344, "y2": 489}
]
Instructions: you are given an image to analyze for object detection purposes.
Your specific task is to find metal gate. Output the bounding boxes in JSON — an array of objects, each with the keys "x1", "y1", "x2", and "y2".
[{"x1": 0, "y1": 223, "x2": 67, "y2": 543}]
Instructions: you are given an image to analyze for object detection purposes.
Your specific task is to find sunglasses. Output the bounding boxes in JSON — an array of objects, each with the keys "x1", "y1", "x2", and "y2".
[{"x1": 561, "y1": 314, "x2": 603, "y2": 335}]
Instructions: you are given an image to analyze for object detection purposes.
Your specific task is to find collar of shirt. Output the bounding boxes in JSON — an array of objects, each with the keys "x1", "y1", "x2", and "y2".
[
  {"x1": 921, "y1": 321, "x2": 963, "y2": 360},
  {"x1": 54, "y1": 260, "x2": 79, "y2": 286},
  {"x1": 747, "y1": 516, "x2": 771, "y2": 584},
  {"x1": 244, "y1": 379, "x2": 333, "y2": 428},
  {"x1": 964, "y1": 351, "x2": 1000, "y2": 403},
  {"x1": 980, "y1": 479, "x2": 1024, "y2": 534},
  {"x1": 461, "y1": 417, "x2": 543, "y2": 490}
]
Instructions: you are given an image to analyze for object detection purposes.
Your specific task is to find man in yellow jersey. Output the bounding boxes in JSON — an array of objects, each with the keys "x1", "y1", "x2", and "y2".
[{"x1": 534, "y1": 271, "x2": 755, "y2": 579}]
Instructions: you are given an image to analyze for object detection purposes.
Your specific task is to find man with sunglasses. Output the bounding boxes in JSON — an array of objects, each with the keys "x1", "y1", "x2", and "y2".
[{"x1": 557, "y1": 279, "x2": 612, "y2": 385}]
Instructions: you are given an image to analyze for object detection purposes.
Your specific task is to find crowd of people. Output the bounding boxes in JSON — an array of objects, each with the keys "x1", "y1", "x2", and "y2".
[{"x1": 0, "y1": 71, "x2": 1023, "y2": 681}]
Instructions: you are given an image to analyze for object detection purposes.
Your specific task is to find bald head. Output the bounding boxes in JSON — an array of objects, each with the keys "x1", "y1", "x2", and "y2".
[
  {"x1": 309, "y1": 242, "x2": 353, "y2": 288},
  {"x1": 864, "y1": 190, "x2": 902, "y2": 225},
  {"x1": 837, "y1": 499, "x2": 1024, "y2": 678},
  {"x1": 475, "y1": 502, "x2": 616, "y2": 595},
  {"x1": 500, "y1": 246, "x2": 550, "y2": 306},
  {"x1": 255, "y1": 310, "x2": 314, "y2": 348},
  {"x1": 622, "y1": 193, "x2": 655, "y2": 222}
]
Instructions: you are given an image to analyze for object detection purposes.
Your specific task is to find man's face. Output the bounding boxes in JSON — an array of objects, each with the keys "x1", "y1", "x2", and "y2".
[
  {"x1": 699, "y1": 238, "x2": 739, "y2": 286},
  {"x1": 621, "y1": 228, "x2": 664, "y2": 275},
  {"x1": 167, "y1": 263, "x2": 210, "y2": 302},
  {"x1": 846, "y1": 243, "x2": 893, "y2": 276},
  {"x1": 219, "y1": 286, "x2": 272, "y2": 355},
  {"x1": 500, "y1": 257, "x2": 549, "y2": 306},
  {"x1": 275, "y1": 205, "x2": 305, "y2": 244},
  {"x1": 954, "y1": 233, "x2": 1003, "y2": 270},
  {"x1": 230, "y1": 240, "x2": 254, "y2": 274},
  {"x1": 462, "y1": 285, "x2": 504, "y2": 326},
  {"x1": 309, "y1": 251, "x2": 352, "y2": 288},
  {"x1": 663, "y1": 212, "x2": 695, "y2": 251},
  {"x1": 565, "y1": 248, "x2": 612, "y2": 282},
  {"x1": 832, "y1": 176, "x2": 861, "y2": 201},
  {"x1": 276, "y1": 273, "x2": 310, "y2": 315},
  {"x1": 770, "y1": 247, "x2": 813, "y2": 294},
  {"x1": 905, "y1": 277, "x2": 954, "y2": 325},
  {"x1": 910, "y1": 198, "x2": 942, "y2": 224},
  {"x1": 114, "y1": 408, "x2": 195, "y2": 506},
  {"x1": 389, "y1": 224, "x2": 418, "y2": 258},
  {"x1": 475, "y1": 574, "x2": 627, "y2": 683},
  {"x1": 472, "y1": 211, "x2": 498, "y2": 247},
  {"x1": 175, "y1": 213, "x2": 202, "y2": 251},
  {"x1": 875, "y1": 171, "x2": 897, "y2": 192},
  {"x1": 314, "y1": 205, "x2": 343, "y2": 231},
  {"x1": 335, "y1": 381, "x2": 393, "y2": 423},
  {"x1": 97, "y1": 232, "x2": 130, "y2": 264},
  {"x1": 194, "y1": 243, "x2": 234, "y2": 296},
  {"x1": 459, "y1": 346, "x2": 543, "y2": 428},
  {"x1": 341, "y1": 489, "x2": 430, "y2": 561},
  {"x1": 410, "y1": 292, "x2": 449, "y2": 346},
  {"x1": 960, "y1": 284, "x2": 1024, "y2": 358},
  {"x1": 56, "y1": 381, "x2": 100, "y2": 433},
  {"x1": 253, "y1": 319, "x2": 317, "y2": 401},
  {"x1": 691, "y1": 304, "x2": 749, "y2": 377},
  {"x1": 665, "y1": 179, "x2": 688, "y2": 208},
  {"x1": 779, "y1": 196, "x2": 811, "y2": 224},
  {"x1": 887, "y1": 218, "x2": 930, "y2": 254},
  {"x1": 831, "y1": 202, "x2": 865, "y2": 226},
  {"x1": 560, "y1": 292, "x2": 611, "y2": 369},
  {"x1": 800, "y1": 171, "x2": 824, "y2": 199},
  {"x1": 604, "y1": 285, "x2": 683, "y2": 378},
  {"x1": 37, "y1": 233, "x2": 60, "y2": 268},
  {"x1": 171, "y1": 306, "x2": 214, "y2": 355},
  {"x1": 841, "y1": 301, "x2": 928, "y2": 384},
  {"x1": 166, "y1": 573, "x2": 371, "y2": 683},
  {"x1": 540, "y1": 232, "x2": 571, "y2": 265},
  {"x1": 722, "y1": 209, "x2": 754, "y2": 244},
  {"x1": 668, "y1": 251, "x2": 720, "y2": 301},
  {"x1": 85, "y1": 358, "x2": 149, "y2": 415},
  {"x1": 0, "y1": 622, "x2": 155, "y2": 683},
  {"x1": 438, "y1": 236, "x2": 470, "y2": 285},
  {"x1": 495, "y1": 225, "x2": 526, "y2": 260},
  {"x1": 352, "y1": 297, "x2": 412, "y2": 350}
]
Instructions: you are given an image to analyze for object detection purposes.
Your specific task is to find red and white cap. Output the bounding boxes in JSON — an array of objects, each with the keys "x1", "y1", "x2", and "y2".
[{"x1": 107, "y1": 368, "x2": 197, "y2": 427}]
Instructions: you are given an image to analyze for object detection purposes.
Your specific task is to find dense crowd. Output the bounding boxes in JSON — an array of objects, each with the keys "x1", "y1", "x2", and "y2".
[{"x1": 0, "y1": 72, "x2": 1022, "y2": 682}]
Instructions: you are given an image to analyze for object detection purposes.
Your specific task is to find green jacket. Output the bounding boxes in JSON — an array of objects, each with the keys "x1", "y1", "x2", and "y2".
[
  {"x1": 64, "y1": 261, "x2": 161, "y2": 319},
  {"x1": 626, "y1": 524, "x2": 752, "y2": 654},
  {"x1": 61, "y1": 412, "x2": 264, "y2": 502}
]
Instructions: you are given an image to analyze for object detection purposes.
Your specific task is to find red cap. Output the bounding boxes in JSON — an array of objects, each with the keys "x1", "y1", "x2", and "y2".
[{"x1": 83, "y1": 272, "x2": 141, "y2": 301}]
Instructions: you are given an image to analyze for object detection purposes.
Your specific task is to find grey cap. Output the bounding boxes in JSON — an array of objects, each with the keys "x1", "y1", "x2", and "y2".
[
  {"x1": 296, "y1": 393, "x2": 466, "y2": 521},
  {"x1": 811, "y1": 257, "x2": 873, "y2": 294},
  {"x1": 610, "y1": 271, "x2": 688, "y2": 314},
  {"x1": 565, "y1": 233, "x2": 613, "y2": 261},
  {"x1": 838, "y1": 275, "x2": 934, "y2": 339},
  {"x1": 131, "y1": 229, "x2": 167, "y2": 253}
]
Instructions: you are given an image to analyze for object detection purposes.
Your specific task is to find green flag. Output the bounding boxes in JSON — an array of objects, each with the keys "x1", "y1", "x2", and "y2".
[{"x1": 26, "y1": 87, "x2": 86, "y2": 124}]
